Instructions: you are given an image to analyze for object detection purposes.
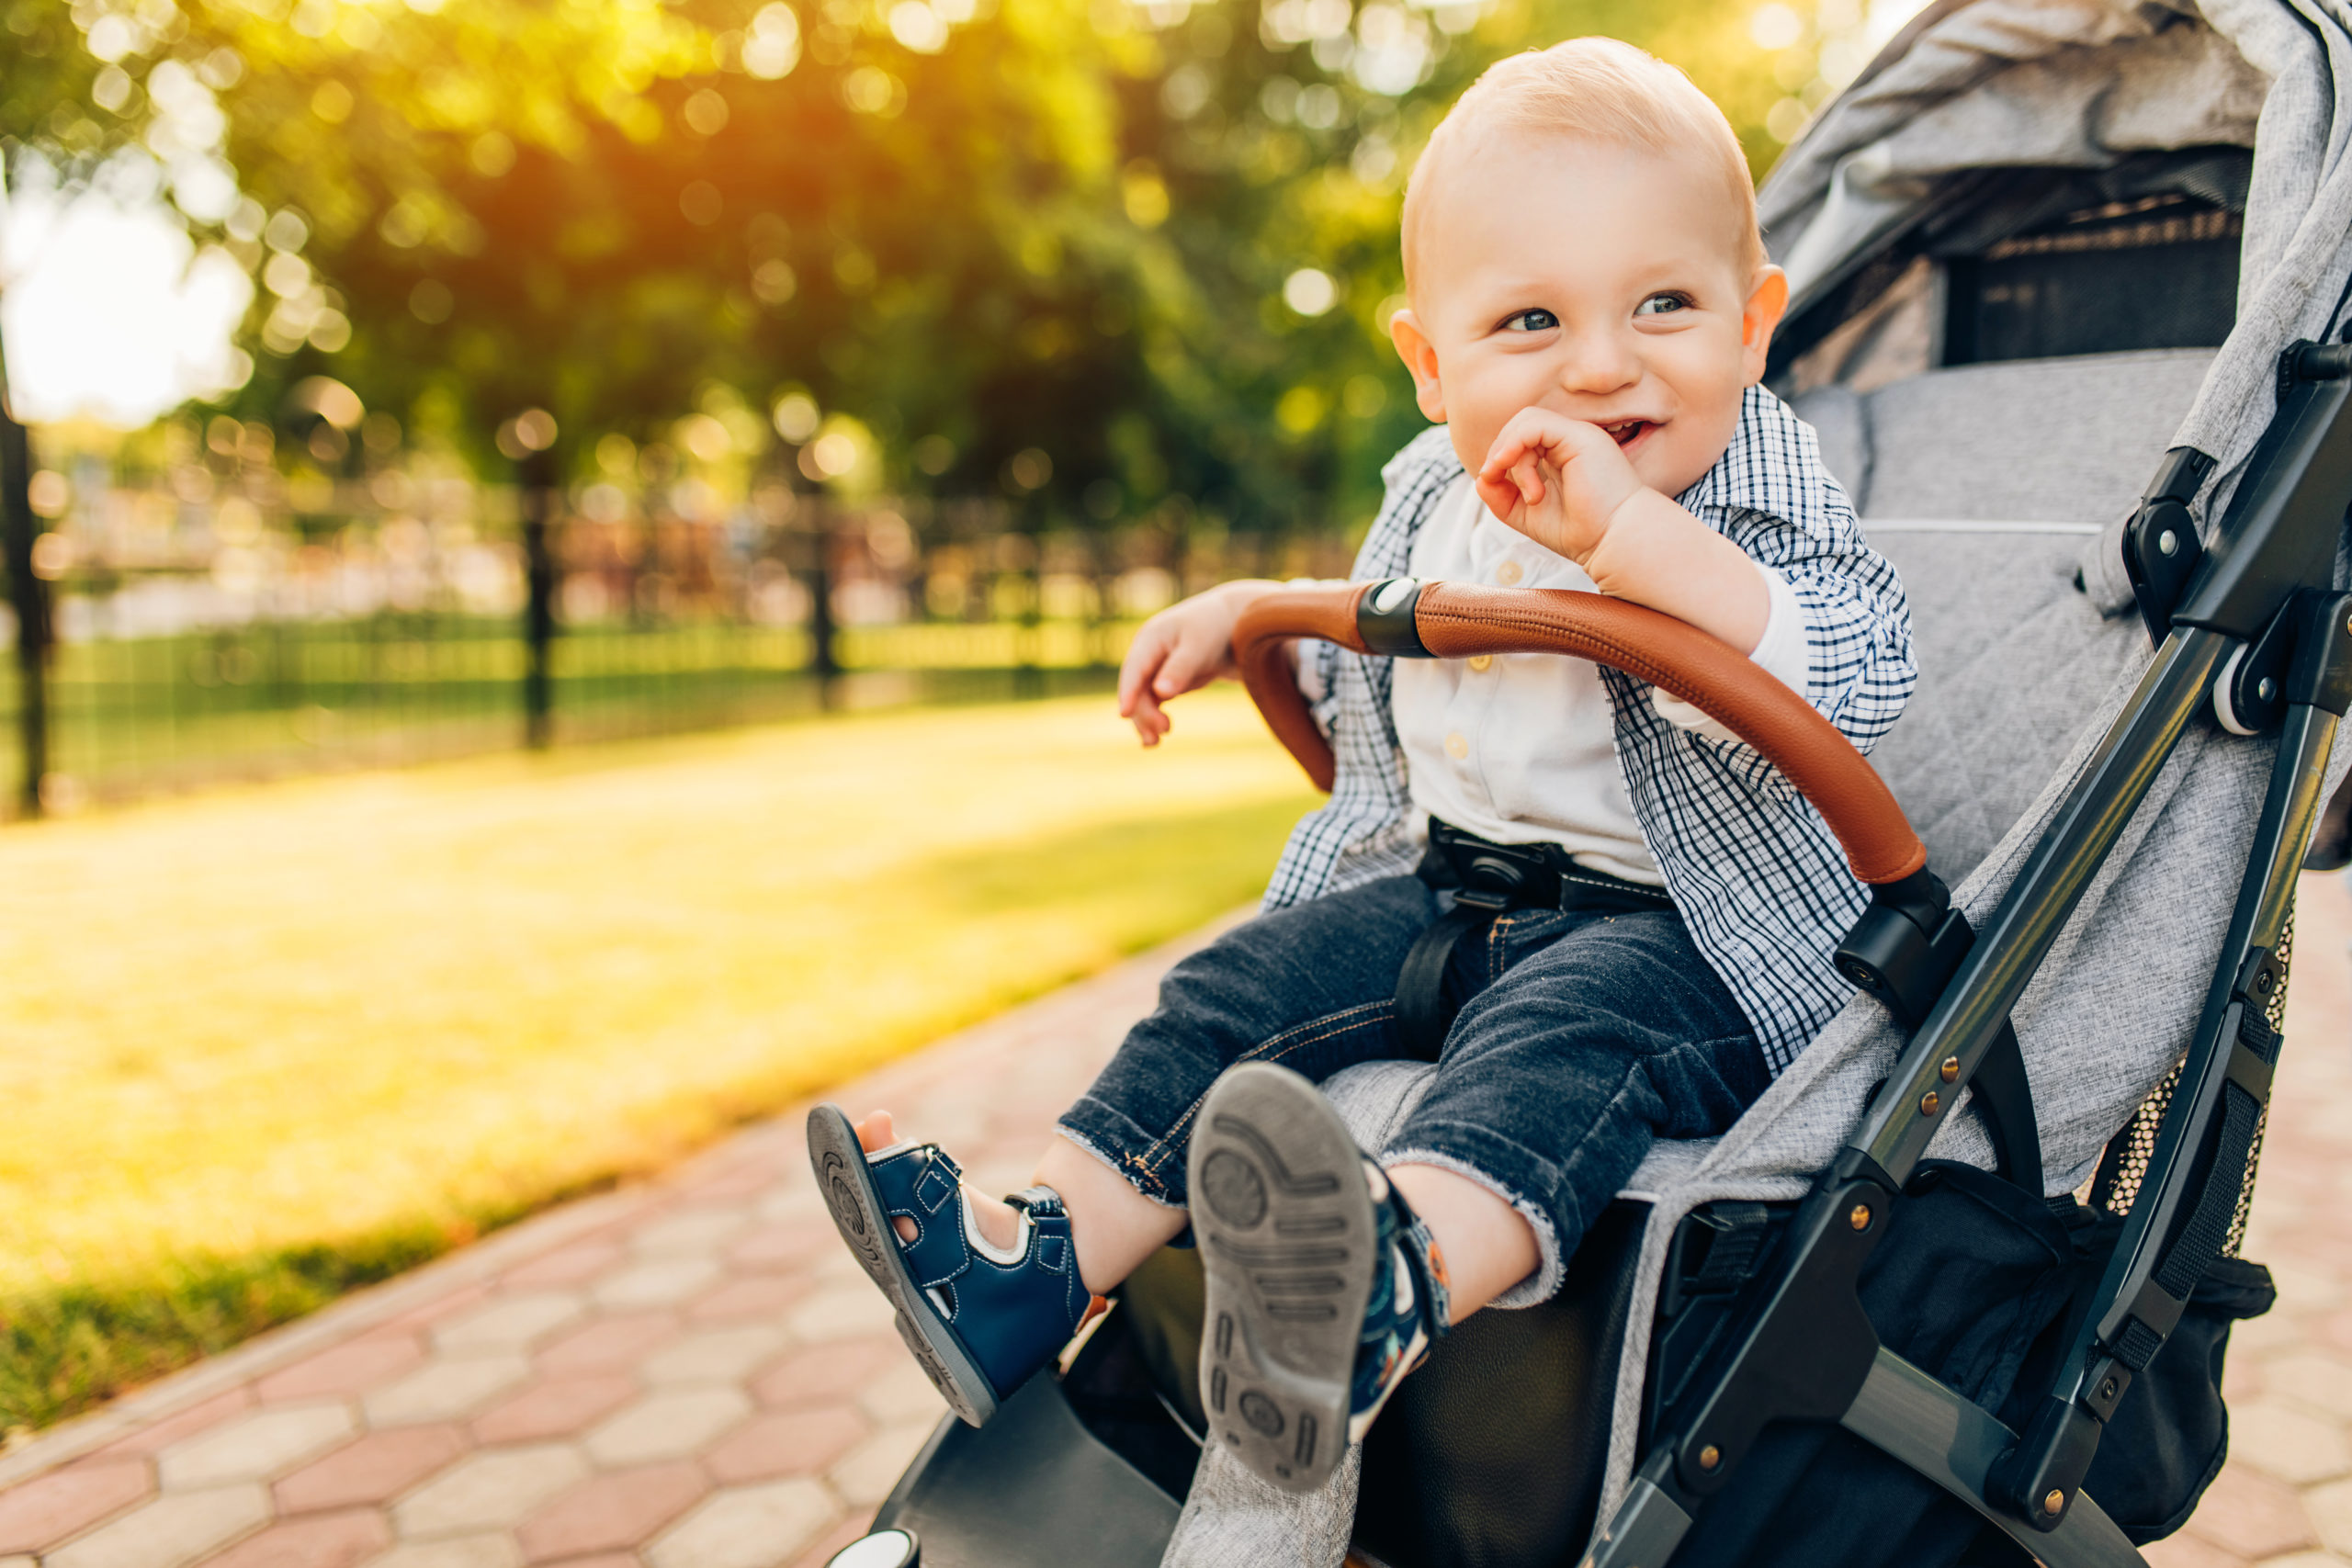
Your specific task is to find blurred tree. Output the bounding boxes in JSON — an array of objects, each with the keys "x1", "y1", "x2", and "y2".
[
  {"x1": 0, "y1": 0, "x2": 177, "y2": 814},
  {"x1": 32, "y1": 0, "x2": 1834, "y2": 542}
]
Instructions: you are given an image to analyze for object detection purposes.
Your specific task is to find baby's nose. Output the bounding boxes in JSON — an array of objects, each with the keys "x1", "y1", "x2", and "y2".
[{"x1": 1555, "y1": 328, "x2": 1642, "y2": 394}]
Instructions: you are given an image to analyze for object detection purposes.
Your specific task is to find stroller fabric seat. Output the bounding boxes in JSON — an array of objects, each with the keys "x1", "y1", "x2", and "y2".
[{"x1": 1801, "y1": 348, "x2": 2216, "y2": 883}]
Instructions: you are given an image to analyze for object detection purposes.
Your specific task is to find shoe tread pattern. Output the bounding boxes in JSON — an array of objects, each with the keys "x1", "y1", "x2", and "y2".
[{"x1": 1190, "y1": 1063, "x2": 1378, "y2": 1494}]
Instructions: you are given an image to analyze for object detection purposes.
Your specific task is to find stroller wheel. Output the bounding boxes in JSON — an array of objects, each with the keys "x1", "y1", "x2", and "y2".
[{"x1": 824, "y1": 1527, "x2": 919, "y2": 1567}]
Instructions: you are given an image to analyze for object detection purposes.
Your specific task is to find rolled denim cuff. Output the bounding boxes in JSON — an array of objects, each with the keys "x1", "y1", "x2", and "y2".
[
  {"x1": 1378, "y1": 1144, "x2": 1565, "y2": 1310},
  {"x1": 1055, "y1": 1103, "x2": 1193, "y2": 1209}
]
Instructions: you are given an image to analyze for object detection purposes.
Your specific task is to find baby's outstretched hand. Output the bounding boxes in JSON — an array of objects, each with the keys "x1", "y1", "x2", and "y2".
[
  {"x1": 1476, "y1": 410, "x2": 1645, "y2": 567},
  {"x1": 1117, "y1": 580, "x2": 1281, "y2": 746}
]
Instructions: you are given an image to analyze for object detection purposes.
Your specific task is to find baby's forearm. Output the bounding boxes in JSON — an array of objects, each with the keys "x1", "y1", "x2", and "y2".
[{"x1": 1579, "y1": 490, "x2": 1771, "y2": 653}]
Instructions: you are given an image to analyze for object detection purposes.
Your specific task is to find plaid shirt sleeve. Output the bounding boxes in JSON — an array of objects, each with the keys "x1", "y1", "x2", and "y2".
[{"x1": 1262, "y1": 391, "x2": 1917, "y2": 1073}]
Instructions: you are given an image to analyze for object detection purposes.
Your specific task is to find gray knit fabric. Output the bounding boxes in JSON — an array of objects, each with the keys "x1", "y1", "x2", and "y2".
[{"x1": 1164, "y1": 3, "x2": 2352, "y2": 1559}]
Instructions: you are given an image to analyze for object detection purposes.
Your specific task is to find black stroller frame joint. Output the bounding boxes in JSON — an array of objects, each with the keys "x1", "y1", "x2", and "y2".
[{"x1": 1583, "y1": 348, "x2": 2352, "y2": 1568}]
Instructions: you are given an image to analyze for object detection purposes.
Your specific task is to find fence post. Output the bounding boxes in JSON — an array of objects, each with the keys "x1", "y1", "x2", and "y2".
[
  {"x1": 0, "y1": 357, "x2": 49, "y2": 820},
  {"x1": 805, "y1": 502, "x2": 839, "y2": 694},
  {"x1": 519, "y1": 449, "x2": 558, "y2": 750}
]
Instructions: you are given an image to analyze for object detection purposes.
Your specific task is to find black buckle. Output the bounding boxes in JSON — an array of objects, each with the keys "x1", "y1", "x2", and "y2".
[{"x1": 1422, "y1": 823, "x2": 1564, "y2": 913}]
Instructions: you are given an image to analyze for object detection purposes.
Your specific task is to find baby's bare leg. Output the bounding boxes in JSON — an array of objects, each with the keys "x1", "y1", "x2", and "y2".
[
  {"x1": 854, "y1": 1111, "x2": 1188, "y2": 1296},
  {"x1": 1035, "y1": 1134, "x2": 1192, "y2": 1292},
  {"x1": 1386, "y1": 1162, "x2": 1540, "y2": 1325}
]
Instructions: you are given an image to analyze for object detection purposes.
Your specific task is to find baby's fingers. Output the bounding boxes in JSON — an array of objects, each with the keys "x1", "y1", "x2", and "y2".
[{"x1": 1117, "y1": 622, "x2": 1174, "y2": 716}]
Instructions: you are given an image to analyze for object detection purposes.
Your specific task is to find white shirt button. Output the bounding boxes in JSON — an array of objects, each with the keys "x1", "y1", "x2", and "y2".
[
  {"x1": 1444, "y1": 732, "x2": 1469, "y2": 760},
  {"x1": 1496, "y1": 560, "x2": 1524, "y2": 586},
  {"x1": 1467, "y1": 655, "x2": 1493, "y2": 672}
]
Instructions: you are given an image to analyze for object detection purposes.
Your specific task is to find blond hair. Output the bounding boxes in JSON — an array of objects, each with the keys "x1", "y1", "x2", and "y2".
[{"x1": 1401, "y1": 37, "x2": 1763, "y2": 292}]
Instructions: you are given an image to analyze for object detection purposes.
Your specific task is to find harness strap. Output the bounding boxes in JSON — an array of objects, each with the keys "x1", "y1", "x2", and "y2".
[
  {"x1": 1393, "y1": 818, "x2": 1673, "y2": 1059},
  {"x1": 1973, "y1": 1020, "x2": 2043, "y2": 1195},
  {"x1": 1395, "y1": 903, "x2": 1490, "y2": 1060}
]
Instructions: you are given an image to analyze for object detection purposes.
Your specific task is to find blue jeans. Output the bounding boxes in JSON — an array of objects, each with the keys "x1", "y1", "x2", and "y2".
[{"x1": 1059, "y1": 874, "x2": 1770, "y2": 1302}]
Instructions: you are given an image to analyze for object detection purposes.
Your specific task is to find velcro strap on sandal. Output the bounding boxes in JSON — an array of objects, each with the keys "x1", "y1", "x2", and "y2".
[{"x1": 866, "y1": 1143, "x2": 973, "y2": 1289}]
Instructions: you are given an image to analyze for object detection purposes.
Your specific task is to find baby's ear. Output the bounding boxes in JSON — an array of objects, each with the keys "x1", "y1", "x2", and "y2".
[
  {"x1": 1389, "y1": 308, "x2": 1447, "y2": 423},
  {"x1": 1739, "y1": 265, "x2": 1791, "y2": 385}
]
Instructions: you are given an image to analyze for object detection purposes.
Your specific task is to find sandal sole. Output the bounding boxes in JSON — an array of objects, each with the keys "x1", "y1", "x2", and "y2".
[
  {"x1": 806, "y1": 1103, "x2": 999, "y2": 1427},
  {"x1": 1190, "y1": 1062, "x2": 1377, "y2": 1493}
]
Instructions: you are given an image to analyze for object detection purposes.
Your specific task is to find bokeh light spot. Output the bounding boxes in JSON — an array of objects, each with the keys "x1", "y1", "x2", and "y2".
[
  {"x1": 888, "y1": 1, "x2": 949, "y2": 52},
  {"x1": 469, "y1": 131, "x2": 517, "y2": 176},
  {"x1": 1748, "y1": 3, "x2": 1804, "y2": 50},
  {"x1": 743, "y1": 3, "x2": 801, "y2": 78},
  {"x1": 684, "y1": 88, "x2": 730, "y2": 135},
  {"x1": 1283, "y1": 267, "x2": 1336, "y2": 316},
  {"x1": 772, "y1": 392, "x2": 820, "y2": 443},
  {"x1": 409, "y1": 278, "x2": 454, "y2": 323},
  {"x1": 680, "y1": 181, "x2": 724, "y2": 226}
]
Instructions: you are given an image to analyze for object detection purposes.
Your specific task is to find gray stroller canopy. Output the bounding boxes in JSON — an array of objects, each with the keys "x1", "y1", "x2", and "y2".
[{"x1": 1160, "y1": 0, "x2": 2352, "y2": 1557}]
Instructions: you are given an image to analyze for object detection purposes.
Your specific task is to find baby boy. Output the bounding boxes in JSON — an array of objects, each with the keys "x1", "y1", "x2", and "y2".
[{"x1": 808, "y1": 36, "x2": 1916, "y2": 1495}]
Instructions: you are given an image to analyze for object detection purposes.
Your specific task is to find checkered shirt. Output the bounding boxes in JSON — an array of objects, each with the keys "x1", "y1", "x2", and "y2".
[{"x1": 1264, "y1": 385, "x2": 1917, "y2": 1073}]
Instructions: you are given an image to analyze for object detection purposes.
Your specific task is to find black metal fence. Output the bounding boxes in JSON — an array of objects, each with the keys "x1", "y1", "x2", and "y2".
[{"x1": 0, "y1": 434, "x2": 1352, "y2": 818}]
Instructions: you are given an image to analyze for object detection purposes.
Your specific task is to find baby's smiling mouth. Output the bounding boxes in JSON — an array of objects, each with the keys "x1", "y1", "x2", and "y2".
[{"x1": 1601, "y1": 419, "x2": 1654, "y2": 447}]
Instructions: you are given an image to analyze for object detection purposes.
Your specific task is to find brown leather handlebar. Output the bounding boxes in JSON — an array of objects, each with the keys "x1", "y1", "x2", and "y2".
[{"x1": 1233, "y1": 581, "x2": 1927, "y2": 886}]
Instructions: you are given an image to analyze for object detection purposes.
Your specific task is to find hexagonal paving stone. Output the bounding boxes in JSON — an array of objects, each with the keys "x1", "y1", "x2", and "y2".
[
  {"x1": 583, "y1": 1389, "x2": 751, "y2": 1467},
  {"x1": 157, "y1": 1404, "x2": 356, "y2": 1489},
  {"x1": 2305, "y1": 1475, "x2": 2352, "y2": 1557},
  {"x1": 366, "y1": 1533, "x2": 524, "y2": 1568},
  {"x1": 2228, "y1": 1400, "x2": 2352, "y2": 1486},
  {"x1": 535, "y1": 1314, "x2": 680, "y2": 1376},
  {"x1": 471, "y1": 1375, "x2": 639, "y2": 1445},
  {"x1": 198, "y1": 1506, "x2": 390, "y2": 1568},
  {"x1": 704, "y1": 1407, "x2": 867, "y2": 1484},
  {"x1": 785, "y1": 1287, "x2": 890, "y2": 1344},
  {"x1": 255, "y1": 1336, "x2": 426, "y2": 1404},
  {"x1": 47, "y1": 1484, "x2": 271, "y2": 1568},
  {"x1": 630, "y1": 1212, "x2": 751, "y2": 1258},
  {"x1": 855, "y1": 1361, "x2": 945, "y2": 1427},
  {"x1": 646, "y1": 1480, "x2": 838, "y2": 1568},
  {"x1": 433, "y1": 1295, "x2": 588, "y2": 1355},
  {"x1": 641, "y1": 1326, "x2": 791, "y2": 1387},
  {"x1": 391, "y1": 1447, "x2": 590, "y2": 1540},
  {"x1": 826, "y1": 1422, "x2": 937, "y2": 1506},
  {"x1": 592, "y1": 1259, "x2": 722, "y2": 1311},
  {"x1": 0, "y1": 1460, "x2": 153, "y2": 1554},
  {"x1": 688, "y1": 1277, "x2": 813, "y2": 1324},
  {"x1": 274, "y1": 1425, "x2": 468, "y2": 1516},
  {"x1": 514, "y1": 1461, "x2": 707, "y2": 1562},
  {"x1": 751, "y1": 1339, "x2": 899, "y2": 1410},
  {"x1": 366, "y1": 1358, "x2": 533, "y2": 1427}
]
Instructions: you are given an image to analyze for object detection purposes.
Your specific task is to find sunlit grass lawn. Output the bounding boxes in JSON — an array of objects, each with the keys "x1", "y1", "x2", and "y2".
[{"x1": 0, "y1": 686, "x2": 1315, "y2": 1431}]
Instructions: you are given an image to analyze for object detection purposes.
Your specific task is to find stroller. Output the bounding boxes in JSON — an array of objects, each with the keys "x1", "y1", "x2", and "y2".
[{"x1": 820, "y1": 1, "x2": 2352, "y2": 1563}]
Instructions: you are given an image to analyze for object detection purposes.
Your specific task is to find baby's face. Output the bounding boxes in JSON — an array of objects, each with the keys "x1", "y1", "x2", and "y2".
[{"x1": 1392, "y1": 130, "x2": 1784, "y2": 502}]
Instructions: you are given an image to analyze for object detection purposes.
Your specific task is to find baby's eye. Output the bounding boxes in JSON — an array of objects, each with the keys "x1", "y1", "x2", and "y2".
[
  {"x1": 1498, "y1": 308, "x2": 1559, "y2": 333},
  {"x1": 1634, "y1": 292, "x2": 1693, "y2": 318}
]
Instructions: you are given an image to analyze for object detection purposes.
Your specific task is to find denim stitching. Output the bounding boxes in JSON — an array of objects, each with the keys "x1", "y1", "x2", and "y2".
[{"x1": 1125, "y1": 1000, "x2": 1396, "y2": 1188}]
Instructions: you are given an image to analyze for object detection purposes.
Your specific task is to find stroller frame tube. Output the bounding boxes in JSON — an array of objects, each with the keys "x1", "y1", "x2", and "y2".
[{"x1": 1583, "y1": 346, "x2": 2352, "y2": 1568}]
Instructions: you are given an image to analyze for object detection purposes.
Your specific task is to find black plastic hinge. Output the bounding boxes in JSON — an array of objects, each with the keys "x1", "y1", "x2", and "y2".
[
  {"x1": 2286, "y1": 591, "x2": 2352, "y2": 716},
  {"x1": 1356, "y1": 578, "x2": 1430, "y2": 658},
  {"x1": 1833, "y1": 867, "x2": 1966, "y2": 1026},
  {"x1": 2120, "y1": 448, "x2": 2216, "y2": 647}
]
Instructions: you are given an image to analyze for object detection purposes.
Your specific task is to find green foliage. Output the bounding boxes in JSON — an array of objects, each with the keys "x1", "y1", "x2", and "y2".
[{"x1": 14, "y1": 0, "x2": 1826, "y2": 536}]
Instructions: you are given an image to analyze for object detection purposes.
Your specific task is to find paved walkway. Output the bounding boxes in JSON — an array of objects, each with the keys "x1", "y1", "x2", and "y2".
[{"x1": 0, "y1": 883, "x2": 2345, "y2": 1568}]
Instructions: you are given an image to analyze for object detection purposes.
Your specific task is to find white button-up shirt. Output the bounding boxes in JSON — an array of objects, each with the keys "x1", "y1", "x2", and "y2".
[{"x1": 1390, "y1": 475, "x2": 1810, "y2": 886}]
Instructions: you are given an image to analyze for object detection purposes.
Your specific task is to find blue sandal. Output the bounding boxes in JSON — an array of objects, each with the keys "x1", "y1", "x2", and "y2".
[{"x1": 808, "y1": 1103, "x2": 1095, "y2": 1426}]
